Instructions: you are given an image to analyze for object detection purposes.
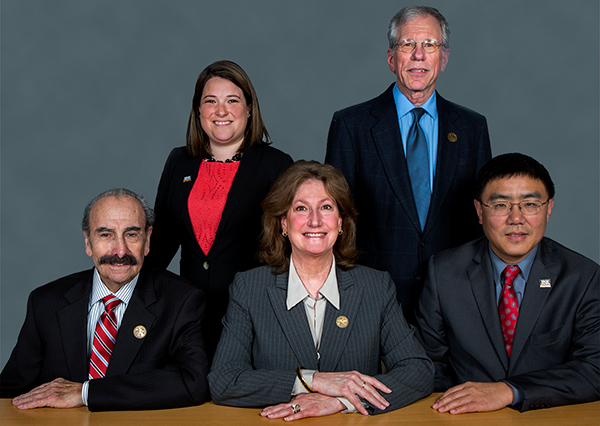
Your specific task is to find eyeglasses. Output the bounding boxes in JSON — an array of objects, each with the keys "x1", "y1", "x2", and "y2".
[
  {"x1": 394, "y1": 39, "x2": 444, "y2": 53},
  {"x1": 479, "y1": 200, "x2": 550, "y2": 216}
]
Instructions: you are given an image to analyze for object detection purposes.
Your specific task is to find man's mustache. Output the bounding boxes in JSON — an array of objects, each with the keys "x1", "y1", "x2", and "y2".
[{"x1": 99, "y1": 254, "x2": 138, "y2": 266}]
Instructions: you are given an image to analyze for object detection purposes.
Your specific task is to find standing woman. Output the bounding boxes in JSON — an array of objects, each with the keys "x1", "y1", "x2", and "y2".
[{"x1": 147, "y1": 60, "x2": 293, "y2": 362}]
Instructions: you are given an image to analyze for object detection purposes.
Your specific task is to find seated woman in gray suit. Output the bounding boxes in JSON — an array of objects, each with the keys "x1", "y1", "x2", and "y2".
[{"x1": 208, "y1": 161, "x2": 433, "y2": 420}]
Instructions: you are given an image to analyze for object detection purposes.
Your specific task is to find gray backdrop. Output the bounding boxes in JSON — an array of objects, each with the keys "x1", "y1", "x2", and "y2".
[{"x1": 2, "y1": 0, "x2": 598, "y2": 369}]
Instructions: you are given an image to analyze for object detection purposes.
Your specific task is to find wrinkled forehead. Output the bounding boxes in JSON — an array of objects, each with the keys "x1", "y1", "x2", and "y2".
[
  {"x1": 90, "y1": 195, "x2": 146, "y2": 230},
  {"x1": 397, "y1": 14, "x2": 443, "y2": 40}
]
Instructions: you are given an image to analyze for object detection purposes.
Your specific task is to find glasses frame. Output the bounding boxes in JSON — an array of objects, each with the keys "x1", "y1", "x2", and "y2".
[
  {"x1": 394, "y1": 39, "x2": 444, "y2": 54},
  {"x1": 479, "y1": 199, "x2": 550, "y2": 216}
]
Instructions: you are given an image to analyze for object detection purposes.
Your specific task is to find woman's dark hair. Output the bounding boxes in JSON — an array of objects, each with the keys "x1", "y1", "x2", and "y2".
[{"x1": 186, "y1": 60, "x2": 271, "y2": 157}]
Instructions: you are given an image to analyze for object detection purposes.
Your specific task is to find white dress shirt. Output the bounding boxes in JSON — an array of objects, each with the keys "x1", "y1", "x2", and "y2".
[
  {"x1": 287, "y1": 256, "x2": 358, "y2": 413},
  {"x1": 81, "y1": 269, "x2": 138, "y2": 406}
]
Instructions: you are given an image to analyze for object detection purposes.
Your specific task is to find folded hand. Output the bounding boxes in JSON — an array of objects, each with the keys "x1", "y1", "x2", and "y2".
[{"x1": 312, "y1": 370, "x2": 391, "y2": 415}]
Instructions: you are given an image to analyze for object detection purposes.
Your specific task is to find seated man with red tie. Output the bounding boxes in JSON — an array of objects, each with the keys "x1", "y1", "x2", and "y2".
[
  {"x1": 415, "y1": 153, "x2": 599, "y2": 413},
  {"x1": 0, "y1": 188, "x2": 208, "y2": 411}
]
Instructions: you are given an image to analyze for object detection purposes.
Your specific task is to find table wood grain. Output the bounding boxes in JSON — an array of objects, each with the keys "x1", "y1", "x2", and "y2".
[{"x1": 2, "y1": 393, "x2": 598, "y2": 425}]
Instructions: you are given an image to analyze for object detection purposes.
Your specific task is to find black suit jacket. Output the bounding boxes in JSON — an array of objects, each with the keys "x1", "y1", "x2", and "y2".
[
  {"x1": 415, "y1": 237, "x2": 600, "y2": 411},
  {"x1": 325, "y1": 84, "x2": 491, "y2": 323},
  {"x1": 145, "y1": 144, "x2": 293, "y2": 361},
  {"x1": 209, "y1": 265, "x2": 434, "y2": 414},
  {"x1": 0, "y1": 268, "x2": 209, "y2": 411}
]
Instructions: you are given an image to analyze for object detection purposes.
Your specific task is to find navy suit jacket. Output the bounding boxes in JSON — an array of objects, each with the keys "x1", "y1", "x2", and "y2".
[
  {"x1": 325, "y1": 84, "x2": 491, "y2": 323},
  {"x1": 0, "y1": 268, "x2": 209, "y2": 411},
  {"x1": 415, "y1": 237, "x2": 600, "y2": 411},
  {"x1": 145, "y1": 143, "x2": 293, "y2": 361},
  {"x1": 208, "y1": 265, "x2": 434, "y2": 414}
]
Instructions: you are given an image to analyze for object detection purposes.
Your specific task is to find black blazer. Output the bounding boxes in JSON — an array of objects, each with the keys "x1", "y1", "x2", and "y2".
[
  {"x1": 209, "y1": 265, "x2": 434, "y2": 414},
  {"x1": 325, "y1": 84, "x2": 491, "y2": 323},
  {"x1": 0, "y1": 268, "x2": 208, "y2": 411},
  {"x1": 146, "y1": 143, "x2": 293, "y2": 361},
  {"x1": 416, "y1": 237, "x2": 600, "y2": 411}
]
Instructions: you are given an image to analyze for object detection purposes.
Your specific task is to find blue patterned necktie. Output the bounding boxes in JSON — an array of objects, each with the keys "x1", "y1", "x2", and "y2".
[{"x1": 406, "y1": 108, "x2": 430, "y2": 230}]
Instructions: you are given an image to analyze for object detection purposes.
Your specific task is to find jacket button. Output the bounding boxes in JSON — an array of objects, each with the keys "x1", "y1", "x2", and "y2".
[
  {"x1": 420, "y1": 241, "x2": 426, "y2": 247},
  {"x1": 203, "y1": 262, "x2": 209, "y2": 270},
  {"x1": 414, "y1": 273, "x2": 421, "y2": 280}
]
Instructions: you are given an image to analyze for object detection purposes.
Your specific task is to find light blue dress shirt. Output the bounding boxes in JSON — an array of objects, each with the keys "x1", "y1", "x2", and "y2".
[
  {"x1": 490, "y1": 245, "x2": 539, "y2": 306},
  {"x1": 392, "y1": 84, "x2": 439, "y2": 192}
]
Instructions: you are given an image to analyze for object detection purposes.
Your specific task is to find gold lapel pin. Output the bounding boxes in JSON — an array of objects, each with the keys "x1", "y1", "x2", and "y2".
[
  {"x1": 447, "y1": 132, "x2": 458, "y2": 142},
  {"x1": 539, "y1": 279, "x2": 551, "y2": 288},
  {"x1": 183, "y1": 176, "x2": 191, "y2": 182},
  {"x1": 133, "y1": 325, "x2": 147, "y2": 339},
  {"x1": 336, "y1": 316, "x2": 349, "y2": 329}
]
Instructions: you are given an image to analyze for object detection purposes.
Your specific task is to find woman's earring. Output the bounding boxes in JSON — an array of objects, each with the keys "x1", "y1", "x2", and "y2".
[
  {"x1": 338, "y1": 229, "x2": 343, "y2": 236},
  {"x1": 281, "y1": 231, "x2": 288, "y2": 237}
]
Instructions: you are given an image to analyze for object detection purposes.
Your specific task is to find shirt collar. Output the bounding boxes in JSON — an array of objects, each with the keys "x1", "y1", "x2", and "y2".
[
  {"x1": 90, "y1": 268, "x2": 138, "y2": 308},
  {"x1": 392, "y1": 83, "x2": 438, "y2": 120},
  {"x1": 489, "y1": 244, "x2": 539, "y2": 284},
  {"x1": 287, "y1": 256, "x2": 339, "y2": 310}
]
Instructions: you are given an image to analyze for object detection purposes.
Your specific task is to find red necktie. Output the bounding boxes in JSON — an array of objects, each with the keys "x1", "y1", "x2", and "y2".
[
  {"x1": 89, "y1": 295, "x2": 122, "y2": 379},
  {"x1": 499, "y1": 265, "x2": 520, "y2": 357}
]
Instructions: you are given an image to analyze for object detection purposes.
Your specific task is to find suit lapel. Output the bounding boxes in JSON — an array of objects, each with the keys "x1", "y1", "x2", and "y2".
[
  {"x1": 266, "y1": 272, "x2": 319, "y2": 369},
  {"x1": 57, "y1": 270, "x2": 94, "y2": 382},
  {"x1": 180, "y1": 154, "x2": 204, "y2": 256},
  {"x1": 468, "y1": 242, "x2": 509, "y2": 370},
  {"x1": 424, "y1": 93, "x2": 460, "y2": 235},
  {"x1": 370, "y1": 85, "x2": 421, "y2": 231},
  {"x1": 106, "y1": 271, "x2": 157, "y2": 375},
  {"x1": 509, "y1": 240, "x2": 556, "y2": 370},
  {"x1": 211, "y1": 145, "x2": 261, "y2": 258},
  {"x1": 318, "y1": 268, "x2": 363, "y2": 372}
]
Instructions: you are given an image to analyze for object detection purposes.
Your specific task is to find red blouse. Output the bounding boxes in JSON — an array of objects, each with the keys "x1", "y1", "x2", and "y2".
[{"x1": 188, "y1": 160, "x2": 240, "y2": 256}]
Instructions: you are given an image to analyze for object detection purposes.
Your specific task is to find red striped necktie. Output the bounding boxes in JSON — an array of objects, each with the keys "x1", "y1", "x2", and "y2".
[
  {"x1": 499, "y1": 265, "x2": 520, "y2": 357},
  {"x1": 89, "y1": 295, "x2": 122, "y2": 379}
]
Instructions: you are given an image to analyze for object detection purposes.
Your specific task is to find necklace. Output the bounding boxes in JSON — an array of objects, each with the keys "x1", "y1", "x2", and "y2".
[{"x1": 203, "y1": 153, "x2": 243, "y2": 163}]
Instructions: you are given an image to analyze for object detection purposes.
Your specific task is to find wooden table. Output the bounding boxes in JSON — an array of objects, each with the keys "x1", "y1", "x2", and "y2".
[{"x1": 2, "y1": 394, "x2": 598, "y2": 425}]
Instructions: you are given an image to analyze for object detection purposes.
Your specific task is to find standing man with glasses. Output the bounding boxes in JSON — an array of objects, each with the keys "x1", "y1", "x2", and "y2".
[
  {"x1": 326, "y1": 5, "x2": 491, "y2": 324},
  {"x1": 416, "y1": 153, "x2": 599, "y2": 413}
]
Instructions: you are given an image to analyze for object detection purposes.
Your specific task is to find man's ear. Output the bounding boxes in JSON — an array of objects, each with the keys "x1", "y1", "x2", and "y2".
[
  {"x1": 545, "y1": 198, "x2": 554, "y2": 223},
  {"x1": 440, "y1": 48, "x2": 450, "y2": 72},
  {"x1": 474, "y1": 199, "x2": 484, "y2": 225},
  {"x1": 84, "y1": 231, "x2": 93, "y2": 257},
  {"x1": 144, "y1": 226, "x2": 153, "y2": 256}
]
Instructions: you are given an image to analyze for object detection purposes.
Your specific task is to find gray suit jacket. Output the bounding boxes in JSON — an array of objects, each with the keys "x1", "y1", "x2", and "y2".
[
  {"x1": 208, "y1": 264, "x2": 433, "y2": 414},
  {"x1": 415, "y1": 237, "x2": 599, "y2": 411}
]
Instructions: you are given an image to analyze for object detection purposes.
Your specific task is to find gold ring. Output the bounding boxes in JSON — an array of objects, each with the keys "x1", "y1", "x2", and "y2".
[
  {"x1": 292, "y1": 404, "x2": 301, "y2": 414},
  {"x1": 362, "y1": 382, "x2": 366, "y2": 388}
]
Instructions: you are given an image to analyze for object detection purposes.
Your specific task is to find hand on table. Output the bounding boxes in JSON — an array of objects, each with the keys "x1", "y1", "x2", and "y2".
[
  {"x1": 432, "y1": 381, "x2": 514, "y2": 414},
  {"x1": 12, "y1": 378, "x2": 84, "y2": 410},
  {"x1": 312, "y1": 370, "x2": 391, "y2": 415},
  {"x1": 261, "y1": 393, "x2": 345, "y2": 421}
]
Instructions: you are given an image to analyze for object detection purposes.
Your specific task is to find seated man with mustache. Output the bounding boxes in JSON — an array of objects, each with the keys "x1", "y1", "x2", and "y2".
[{"x1": 0, "y1": 188, "x2": 208, "y2": 411}]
